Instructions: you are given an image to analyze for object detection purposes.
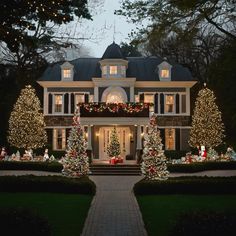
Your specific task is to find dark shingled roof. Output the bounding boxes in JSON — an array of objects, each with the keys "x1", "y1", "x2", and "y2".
[
  {"x1": 39, "y1": 56, "x2": 194, "y2": 82},
  {"x1": 102, "y1": 42, "x2": 126, "y2": 59}
]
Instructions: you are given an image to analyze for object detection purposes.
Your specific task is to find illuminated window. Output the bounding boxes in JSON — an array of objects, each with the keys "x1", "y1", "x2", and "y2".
[
  {"x1": 165, "y1": 128, "x2": 175, "y2": 150},
  {"x1": 75, "y1": 94, "x2": 84, "y2": 105},
  {"x1": 53, "y1": 129, "x2": 66, "y2": 150},
  {"x1": 144, "y1": 94, "x2": 154, "y2": 103},
  {"x1": 110, "y1": 66, "x2": 117, "y2": 75},
  {"x1": 89, "y1": 95, "x2": 94, "y2": 103},
  {"x1": 102, "y1": 66, "x2": 107, "y2": 75},
  {"x1": 165, "y1": 95, "x2": 174, "y2": 113},
  {"x1": 63, "y1": 69, "x2": 71, "y2": 79},
  {"x1": 135, "y1": 95, "x2": 139, "y2": 103},
  {"x1": 54, "y1": 95, "x2": 63, "y2": 113},
  {"x1": 161, "y1": 69, "x2": 170, "y2": 78}
]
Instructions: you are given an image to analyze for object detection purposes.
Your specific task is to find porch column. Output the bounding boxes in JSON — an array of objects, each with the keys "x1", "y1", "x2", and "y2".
[
  {"x1": 87, "y1": 125, "x2": 92, "y2": 150},
  {"x1": 130, "y1": 86, "x2": 134, "y2": 102},
  {"x1": 136, "y1": 125, "x2": 142, "y2": 149},
  {"x1": 94, "y1": 86, "x2": 99, "y2": 102}
]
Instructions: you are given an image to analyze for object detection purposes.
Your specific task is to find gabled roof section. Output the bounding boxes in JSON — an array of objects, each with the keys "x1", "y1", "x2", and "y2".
[{"x1": 102, "y1": 42, "x2": 126, "y2": 59}]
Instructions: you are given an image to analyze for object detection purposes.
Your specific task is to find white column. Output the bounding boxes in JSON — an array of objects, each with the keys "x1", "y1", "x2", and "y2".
[
  {"x1": 94, "y1": 86, "x2": 99, "y2": 102},
  {"x1": 130, "y1": 86, "x2": 134, "y2": 102},
  {"x1": 44, "y1": 88, "x2": 48, "y2": 115},
  {"x1": 87, "y1": 125, "x2": 92, "y2": 150},
  {"x1": 136, "y1": 125, "x2": 142, "y2": 149},
  {"x1": 68, "y1": 92, "x2": 71, "y2": 114},
  {"x1": 186, "y1": 88, "x2": 190, "y2": 115}
]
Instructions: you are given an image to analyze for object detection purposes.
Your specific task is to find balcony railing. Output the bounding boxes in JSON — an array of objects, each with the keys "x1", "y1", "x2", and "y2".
[{"x1": 79, "y1": 102, "x2": 152, "y2": 117}]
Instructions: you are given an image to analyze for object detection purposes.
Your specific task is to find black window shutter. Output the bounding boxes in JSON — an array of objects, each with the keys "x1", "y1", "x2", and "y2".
[
  {"x1": 64, "y1": 93, "x2": 69, "y2": 114},
  {"x1": 160, "y1": 93, "x2": 164, "y2": 114},
  {"x1": 48, "y1": 93, "x2": 52, "y2": 114},
  {"x1": 160, "y1": 129, "x2": 165, "y2": 149},
  {"x1": 176, "y1": 94, "x2": 180, "y2": 114},
  {"x1": 154, "y1": 93, "x2": 158, "y2": 113},
  {"x1": 71, "y1": 93, "x2": 75, "y2": 113},
  {"x1": 46, "y1": 129, "x2": 53, "y2": 148},
  {"x1": 139, "y1": 93, "x2": 144, "y2": 103},
  {"x1": 175, "y1": 128, "x2": 180, "y2": 150},
  {"x1": 84, "y1": 94, "x2": 89, "y2": 103}
]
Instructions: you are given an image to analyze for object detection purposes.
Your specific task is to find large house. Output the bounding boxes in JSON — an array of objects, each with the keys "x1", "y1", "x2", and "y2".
[{"x1": 38, "y1": 42, "x2": 196, "y2": 162}]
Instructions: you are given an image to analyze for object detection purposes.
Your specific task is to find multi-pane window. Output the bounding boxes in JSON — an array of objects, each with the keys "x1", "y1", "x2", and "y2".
[
  {"x1": 144, "y1": 94, "x2": 154, "y2": 103},
  {"x1": 165, "y1": 94, "x2": 174, "y2": 113},
  {"x1": 160, "y1": 69, "x2": 170, "y2": 78},
  {"x1": 54, "y1": 95, "x2": 63, "y2": 113},
  {"x1": 53, "y1": 129, "x2": 66, "y2": 150},
  {"x1": 63, "y1": 69, "x2": 71, "y2": 79},
  {"x1": 135, "y1": 95, "x2": 139, "y2": 103},
  {"x1": 102, "y1": 66, "x2": 107, "y2": 76},
  {"x1": 110, "y1": 66, "x2": 117, "y2": 75},
  {"x1": 165, "y1": 128, "x2": 175, "y2": 150},
  {"x1": 75, "y1": 94, "x2": 84, "y2": 106}
]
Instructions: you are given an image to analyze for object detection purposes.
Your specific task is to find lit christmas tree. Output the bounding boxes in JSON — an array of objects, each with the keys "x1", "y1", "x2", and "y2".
[
  {"x1": 8, "y1": 85, "x2": 47, "y2": 149},
  {"x1": 61, "y1": 106, "x2": 89, "y2": 177},
  {"x1": 189, "y1": 85, "x2": 225, "y2": 148},
  {"x1": 107, "y1": 127, "x2": 121, "y2": 157},
  {"x1": 141, "y1": 114, "x2": 169, "y2": 180}
]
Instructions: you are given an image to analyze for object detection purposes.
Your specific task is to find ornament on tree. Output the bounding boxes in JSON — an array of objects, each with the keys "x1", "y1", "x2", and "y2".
[
  {"x1": 107, "y1": 127, "x2": 121, "y2": 158},
  {"x1": 141, "y1": 114, "x2": 169, "y2": 180},
  {"x1": 61, "y1": 106, "x2": 89, "y2": 177}
]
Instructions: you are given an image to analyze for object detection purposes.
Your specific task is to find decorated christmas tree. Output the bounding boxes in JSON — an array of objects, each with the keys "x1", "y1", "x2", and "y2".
[
  {"x1": 107, "y1": 127, "x2": 121, "y2": 158},
  {"x1": 189, "y1": 85, "x2": 224, "y2": 148},
  {"x1": 141, "y1": 114, "x2": 169, "y2": 180},
  {"x1": 8, "y1": 85, "x2": 47, "y2": 149},
  {"x1": 61, "y1": 106, "x2": 89, "y2": 177}
]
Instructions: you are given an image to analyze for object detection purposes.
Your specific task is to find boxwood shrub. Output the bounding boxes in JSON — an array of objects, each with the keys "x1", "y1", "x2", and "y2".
[
  {"x1": 167, "y1": 161, "x2": 236, "y2": 173},
  {"x1": 169, "y1": 210, "x2": 236, "y2": 236},
  {"x1": 0, "y1": 207, "x2": 51, "y2": 236},
  {"x1": 0, "y1": 176, "x2": 96, "y2": 195},
  {"x1": 0, "y1": 161, "x2": 63, "y2": 172},
  {"x1": 133, "y1": 176, "x2": 236, "y2": 195}
]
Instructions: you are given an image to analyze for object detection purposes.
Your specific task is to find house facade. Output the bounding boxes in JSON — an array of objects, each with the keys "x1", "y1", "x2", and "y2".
[{"x1": 38, "y1": 42, "x2": 196, "y2": 162}]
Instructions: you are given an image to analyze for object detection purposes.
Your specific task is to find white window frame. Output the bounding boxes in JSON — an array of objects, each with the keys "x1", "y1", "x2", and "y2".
[
  {"x1": 53, "y1": 94, "x2": 64, "y2": 114},
  {"x1": 60, "y1": 61, "x2": 74, "y2": 81},
  {"x1": 158, "y1": 61, "x2": 172, "y2": 81},
  {"x1": 165, "y1": 128, "x2": 175, "y2": 150},
  {"x1": 109, "y1": 65, "x2": 118, "y2": 75},
  {"x1": 164, "y1": 94, "x2": 175, "y2": 114},
  {"x1": 53, "y1": 128, "x2": 66, "y2": 150}
]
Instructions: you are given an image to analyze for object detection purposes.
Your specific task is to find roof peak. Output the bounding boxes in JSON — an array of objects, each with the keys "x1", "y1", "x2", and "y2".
[{"x1": 101, "y1": 42, "x2": 126, "y2": 60}]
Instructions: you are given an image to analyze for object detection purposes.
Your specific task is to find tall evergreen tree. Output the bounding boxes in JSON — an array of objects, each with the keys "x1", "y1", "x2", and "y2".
[
  {"x1": 189, "y1": 85, "x2": 225, "y2": 148},
  {"x1": 107, "y1": 127, "x2": 121, "y2": 157},
  {"x1": 8, "y1": 85, "x2": 47, "y2": 149},
  {"x1": 61, "y1": 106, "x2": 89, "y2": 177},
  {"x1": 142, "y1": 114, "x2": 169, "y2": 180}
]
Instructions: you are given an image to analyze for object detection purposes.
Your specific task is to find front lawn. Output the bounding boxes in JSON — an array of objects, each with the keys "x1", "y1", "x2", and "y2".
[
  {"x1": 137, "y1": 195, "x2": 236, "y2": 236},
  {"x1": 0, "y1": 193, "x2": 93, "y2": 236}
]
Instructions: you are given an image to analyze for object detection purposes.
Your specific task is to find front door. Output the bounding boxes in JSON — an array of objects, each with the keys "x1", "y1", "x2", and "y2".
[{"x1": 99, "y1": 127, "x2": 130, "y2": 160}]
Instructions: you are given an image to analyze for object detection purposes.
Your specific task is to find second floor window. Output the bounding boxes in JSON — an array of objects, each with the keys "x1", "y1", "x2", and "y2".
[
  {"x1": 144, "y1": 94, "x2": 154, "y2": 103},
  {"x1": 54, "y1": 95, "x2": 63, "y2": 113},
  {"x1": 75, "y1": 94, "x2": 85, "y2": 105},
  {"x1": 110, "y1": 66, "x2": 117, "y2": 75},
  {"x1": 63, "y1": 69, "x2": 71, "y2": 79},
  {"x1": 165, "y1": 94, "x2": 174, "y2": 113},
  {"x1": 161, "y1": 69, "x2": 170, "y2": 78}
]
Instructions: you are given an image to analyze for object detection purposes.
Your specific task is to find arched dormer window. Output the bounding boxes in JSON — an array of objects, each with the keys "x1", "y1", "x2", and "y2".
[
  {"x1": 60, "y1": 61, "x2": 74, "y2": 81},
  {"x1": 158, "y1": 60, "x2": 172, "y2": 81}
]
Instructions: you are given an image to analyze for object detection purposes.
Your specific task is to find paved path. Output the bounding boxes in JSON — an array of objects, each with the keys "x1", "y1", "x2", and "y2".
[{"x1": 81, "y1": 176, "x2": 147, "y2": 236}]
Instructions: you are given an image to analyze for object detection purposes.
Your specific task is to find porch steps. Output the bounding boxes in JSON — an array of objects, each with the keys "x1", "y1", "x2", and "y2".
[{"x1": 89, "y1": 164, "x2": 142, "y2": 176}]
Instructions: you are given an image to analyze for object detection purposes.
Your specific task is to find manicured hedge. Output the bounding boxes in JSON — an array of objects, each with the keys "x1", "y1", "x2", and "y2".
[
  {"x1": 0, "y1": 207, "x2": 51, "y2": 236},
  {"x1": 0, "y1": 176, "x2": 96, "y2": 195},
  {"x1": 165, "y1": 150, "x2": 188, "y2": 159},
  {"x1": 169, "y1": 210, "x2": 236, "y2": 236},
  {"x1": 0, "y1": 161, "x2": 63, "y2": 172},
  {"x1": 133, "y1": 176, "x2": 236, "y2": 195},
  {"x1": 168, "y1": 161, "x2": 236, "y2": 173}
]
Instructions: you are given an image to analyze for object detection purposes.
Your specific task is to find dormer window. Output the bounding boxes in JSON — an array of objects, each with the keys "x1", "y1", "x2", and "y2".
[
  {"x1": 110, "y1": 66, "x2": 117, "y2": 75},
  {"x1": 158, "y1": 60, "x2": 172, "y2": 81},
  {"x1": 60, "y1": 61, "x2": 74, "y2": 81}
]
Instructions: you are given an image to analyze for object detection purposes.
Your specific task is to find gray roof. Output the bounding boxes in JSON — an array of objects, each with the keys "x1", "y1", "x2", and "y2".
[
  {"x1": 102, "y1": 42, "x2": 126, "y2": 59},
  {"x1": 39, "y1": 56, "x2": 194, "y2": 82}
]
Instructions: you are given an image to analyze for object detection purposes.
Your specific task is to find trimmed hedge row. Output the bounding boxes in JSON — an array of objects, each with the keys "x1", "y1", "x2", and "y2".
[
  {"x1": 0, "y1": 207, "x2": 51, "y2": 236},
  {"x1": 134, "y1": 176, "x2": 236, "y2": 195},
  {"x1": 0, "y1": 176, "x2": 96, "y2": 195},
  {"x1": 0, "y1": 161, "x2": 63, "y2": 172},
  {"x1": 167, "y1": 161, "x2": 236, "y2": 173},
  {"x1": 169, "y1": 210, "x2": 236, "y2": 236},
  {"x1": 165, "y1": 150, "x2": 188, "y2": 159}
]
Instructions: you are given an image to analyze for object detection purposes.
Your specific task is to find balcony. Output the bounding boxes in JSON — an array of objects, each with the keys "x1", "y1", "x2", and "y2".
[{"x1": 79, "y1": 102, "x2": 152, "y2": 117}]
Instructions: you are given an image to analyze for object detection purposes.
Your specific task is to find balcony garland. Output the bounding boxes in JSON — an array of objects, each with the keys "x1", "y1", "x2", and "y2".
[{"x1": 80, "y1": 103, "x2": 153, "y2": 114}]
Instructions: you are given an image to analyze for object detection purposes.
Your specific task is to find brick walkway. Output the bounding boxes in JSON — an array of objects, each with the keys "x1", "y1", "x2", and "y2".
[{"x1": 81, "y1": 176, "x2": 147, "y2": 236}]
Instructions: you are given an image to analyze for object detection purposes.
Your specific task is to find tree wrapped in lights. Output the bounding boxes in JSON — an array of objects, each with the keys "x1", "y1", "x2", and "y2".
[
  {"x1": 8, "y1": 85, "x2": 47, "y2": 149},
  {"x1": 61, "y1": 106, "x2": 89, "y2": 177},
  {"x1": 142, "y1": 114, "x2": 169, "y2": 180},
  {"x1": 189, "y1": 85, "x2": 224, "y2": 149},
  {"x1": 107, "y1": 127, "x2": 121, "y2": 158}
]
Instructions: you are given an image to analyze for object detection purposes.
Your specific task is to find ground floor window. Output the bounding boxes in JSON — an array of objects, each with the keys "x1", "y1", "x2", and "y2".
[
  {"x1": 53, "y1": 129, "x2": 66, "y2": 150},
  {"x1": 165, "y1": 128, "x2": 175, "y2": 150}
]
